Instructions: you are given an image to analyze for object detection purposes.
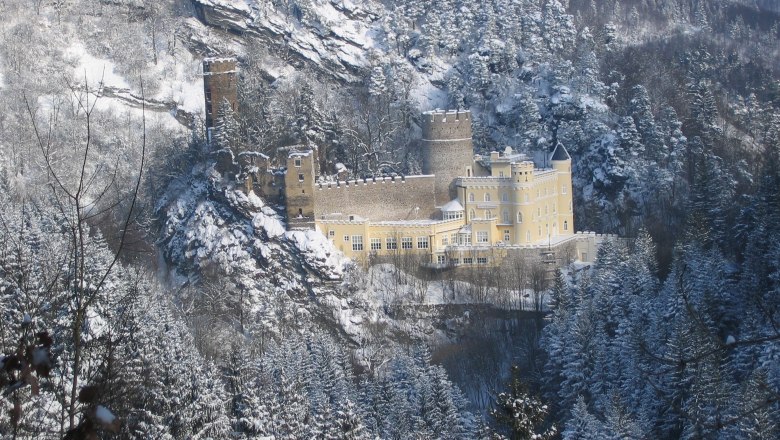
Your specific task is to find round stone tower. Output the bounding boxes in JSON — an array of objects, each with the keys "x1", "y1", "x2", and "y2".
[{"x1": 421, "y1": 109, "x2": 474, "y2": 206}]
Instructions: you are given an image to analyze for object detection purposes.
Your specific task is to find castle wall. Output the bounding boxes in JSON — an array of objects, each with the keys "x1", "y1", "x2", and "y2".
[{"x1": 313, "y1": 175, "x2": 437, "y2": 221}]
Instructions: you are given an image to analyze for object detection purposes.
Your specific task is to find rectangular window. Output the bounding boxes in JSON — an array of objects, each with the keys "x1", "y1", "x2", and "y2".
[
  {"x1": 402, "y1": 237, "x2": 413, "y2": 249},
  {"x1": 442, "y1": 236, "x2": 449, "y2": 246},
  {"x1": 477, "y1": 257, "x2": 488, "y2": 265},
  {"x1": 298, "y1": 173, "x2": 305, "y2": 181},
  {"x1": 463, "y1": 234, "x2": 472, "y2": 245},
  {"x1": 352, "y1": 235, "x2": 363, "y2": 251},
  {"x1": 417, "y1": 236, "x2": 429, "y2": 249},
  {"x1": 328, "y1": 230, "x2": 335, "y2": 238},
  {"x1": 386, "y1": 237, "x2": 398, "y2": 250},
  {"x1": 294, "y1": 158, "x2": 302, "y2": 167},
  {"x1": 562, "y1": 185, "x2": 568, "y2": 194},
  {"x1": 463, "y1": 257, "x2": 474, "y2": 264},
  {"x1": 451, "y1": 258, "x2": 460, "y2": 265},
  {"x1": 476, "y1": 231, "x2": 488, "y2": 243},
  {"x1": 370, "y1": 238, "x2": 382, "y2": 251},
  {"x1": 437, "y1": 255, "x2": 446, "y2": 265},
  {"x1": 504, "y1": 230, "x2": 511, "y2": 242},
  {"x1": 344, "y1": 235, "x2": 350, "y2": 242}
]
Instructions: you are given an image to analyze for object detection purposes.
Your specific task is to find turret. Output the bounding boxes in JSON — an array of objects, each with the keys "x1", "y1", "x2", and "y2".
[
  {"x1": 550, "y1": 142, "x2": 571, "y2": 171},
  {"x1": 550, "y1": 143, "x2": 573, "y2": 236},
  {"x1": 421, "y1": 109, "x2": 474, "y2": 206}
]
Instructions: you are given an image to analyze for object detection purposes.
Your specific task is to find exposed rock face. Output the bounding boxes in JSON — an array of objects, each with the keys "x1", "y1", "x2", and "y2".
[{"x1": 189, "y1": 0, "x2": 379, "y2": 83}]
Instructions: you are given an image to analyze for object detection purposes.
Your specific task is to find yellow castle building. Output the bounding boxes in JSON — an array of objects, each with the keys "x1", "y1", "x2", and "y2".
[{"x1": 284, "y1": 109, "x2": 604, "y2": 266}]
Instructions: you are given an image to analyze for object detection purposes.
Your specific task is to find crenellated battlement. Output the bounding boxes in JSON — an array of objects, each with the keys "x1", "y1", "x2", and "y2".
[
  {"x1": 315, "y1": 174, "x2": 433, "y2": 189},
  {"x1": 203, "y1": 57, "x2": 238, "y2": 75},
  {"x1": 421, "y1": 109, "x2": 472, "y2": 140}
]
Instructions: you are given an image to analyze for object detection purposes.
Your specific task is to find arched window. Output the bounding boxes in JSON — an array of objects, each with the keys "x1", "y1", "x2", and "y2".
[
  {"x1": 469, "y1": 209, "x2": 476, "y2": 220},
  {"x1": 484, "y1": 193, "x2": 491, "y2": 202},
  {"x1": 564, "y1": 220, "x2": 569, "y2": 231},
  {"x1": 501, "y1": 192, "x2": 509, "y2": 202},
  {"x1": 502, "y1": 210, "x2": 510, "y2": 224},
  {"x1": 526, "y1": 231, "x2": 531, "y2": 242},
  {"x1": 486, "y1": 210, "x2": 493, "y2": 219},
  {"x1": 468, "y1": 193, "x2": 475, "y2": 202},
  {"x1": 517, "y1": 211, "x2": 523, "y2": 223}
]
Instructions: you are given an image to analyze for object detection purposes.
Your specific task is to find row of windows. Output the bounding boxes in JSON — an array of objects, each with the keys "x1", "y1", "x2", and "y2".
[
  {"x1": 443, "y1": 256, "x2": 489, "y2": 265},
  {"x1": 467, "y1": 208, "x2": 564, "y2": 223},
  {"x1": 331, "y1": 220, "x2": 569, "y2": 251},
  {"x1": 466, "y1": 185, "x2": 568, "y2": 203},
  {"x1": 342, "y1": 235, "x2": 430, "y2": 251}
]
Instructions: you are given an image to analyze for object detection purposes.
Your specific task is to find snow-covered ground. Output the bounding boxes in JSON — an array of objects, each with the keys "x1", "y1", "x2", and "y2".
[
  {"x1": 364, "y1": 263, "x2": 546, "y2": 310},
  {"x1": 62, "y1": 42, "x2": 201, "y2": 131}
]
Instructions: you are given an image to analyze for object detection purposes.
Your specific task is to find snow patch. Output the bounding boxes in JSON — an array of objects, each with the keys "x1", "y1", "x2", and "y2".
[
  {"x1": 64, "y1": 43, "x2": 129, "y2": 90},
  {"x1": 286, "y1": 229, "x2": 346, "y2": 278},
  {"x1": 95, "y1": 405, "x2": 116, "y2": 424},
  {"x1": 252, "y1": 212, "x2": 285, "y2": 238}
]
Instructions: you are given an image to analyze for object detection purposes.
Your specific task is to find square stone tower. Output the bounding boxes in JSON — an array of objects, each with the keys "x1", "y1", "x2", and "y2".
[
  {"x1": 285, "y1": 150, "x2": 317, "y2": 229},
  {"x1": 203, "y1": 57, "x2": 238, "y2": 140}
]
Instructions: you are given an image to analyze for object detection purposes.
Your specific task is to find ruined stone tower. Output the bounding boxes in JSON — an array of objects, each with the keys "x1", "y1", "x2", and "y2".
[
  {"x1": 202, "y1": 57, "x2": 238, "y2": 141},
  {"x1": 421, "y1": 109, "x2": 474, "y2": 206}
]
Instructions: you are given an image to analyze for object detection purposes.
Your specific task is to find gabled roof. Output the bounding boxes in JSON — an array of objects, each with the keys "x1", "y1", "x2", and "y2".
[
  {"x1": 550, "y1": 143, "x2": 571, "y2": 161},
  {"x1": 441, "y1": 199, "x2": 464, "y2": 212}
]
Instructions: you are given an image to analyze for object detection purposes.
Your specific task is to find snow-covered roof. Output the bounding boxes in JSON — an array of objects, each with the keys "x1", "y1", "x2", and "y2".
[
  {"x1": 203, "y1": 56, "x2": 237, "y2": 64},
  {"x1": 422, "y1": 108, "x2": 469, "y2": 116},
  {"x1": 458, "y1": 224, "x2": 472, "y2": 234},
  {"x1": 370, "y1": 219, "x2": 447, "y2": 226},
  {"x1": 238, "y1": 151, "x2": 270, "y2": 160},
  {"x1": 440, "y1": 199, "x2": 464, "y2": 212}
]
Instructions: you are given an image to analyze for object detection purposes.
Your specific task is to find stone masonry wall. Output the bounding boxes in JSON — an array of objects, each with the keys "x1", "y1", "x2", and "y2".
[
  {"x1": 314, "y1": 175, "x2": 437, "y2": 221},
  {"x1": 203, "y1": 58, "x2": 238, "y2": 130}
]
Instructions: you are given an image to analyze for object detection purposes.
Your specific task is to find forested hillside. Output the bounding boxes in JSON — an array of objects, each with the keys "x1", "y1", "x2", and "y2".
[{"x1": 0, "y1": 0, "x2": 778, "y2": 438}]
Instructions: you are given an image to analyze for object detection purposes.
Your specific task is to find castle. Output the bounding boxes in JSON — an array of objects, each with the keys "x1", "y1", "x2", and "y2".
[{"x1": 203, "y1": 58, "x2": 607, "y2": 267}]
